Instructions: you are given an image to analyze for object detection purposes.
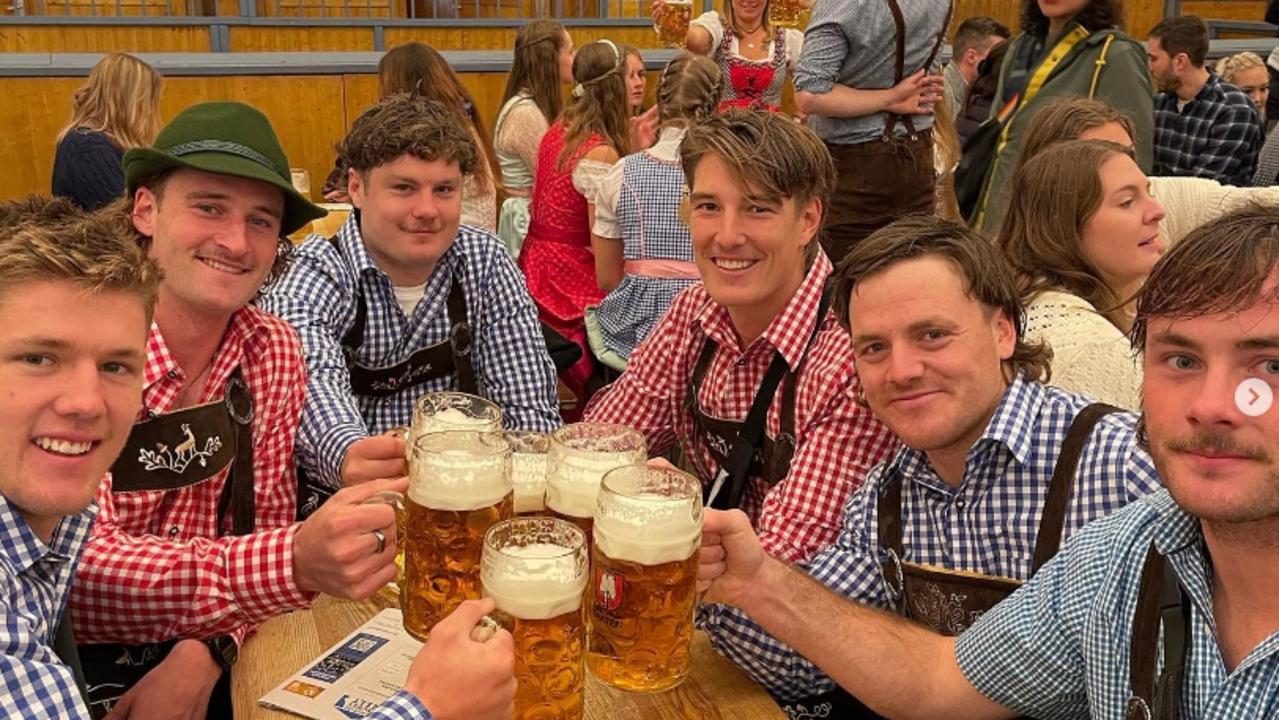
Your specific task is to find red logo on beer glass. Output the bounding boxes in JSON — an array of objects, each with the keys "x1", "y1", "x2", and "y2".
[{"x1": 595, "y1": 568, "x2": 624, "y2": 611}]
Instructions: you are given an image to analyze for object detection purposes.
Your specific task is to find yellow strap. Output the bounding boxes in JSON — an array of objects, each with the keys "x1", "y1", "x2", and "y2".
[
  {"x1": 1089, "y1": 33, "x2": 1116, "y2": 98},
  {"x1": 976, "y1": 25, "x2": 1093, "y2": 227}
]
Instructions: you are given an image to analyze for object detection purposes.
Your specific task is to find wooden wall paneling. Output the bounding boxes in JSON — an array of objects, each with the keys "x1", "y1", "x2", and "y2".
[
  {"x1": 0, "y1": 77, "x2": 84, "y2": 201},
  {"x1": 383, "y1": 25, "x2": 662, "y2": 51},
  {"x1": 1181, "y1": 0, "x2": 1269, "y2": 21},
  {"x1": 0, "y1": 24, "x2": 210, "y2": 52},
  {"x1": 227, "y1": 25, "x2": 375, "y2": 51}
]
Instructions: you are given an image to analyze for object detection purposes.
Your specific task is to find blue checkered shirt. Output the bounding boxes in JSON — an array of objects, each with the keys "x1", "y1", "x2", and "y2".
[
  {"x1": 1154, "y1": 73, "x2": 1264, "y2": 186},
  {"x1": 0, "y1": 493, "x2": 94, "y2": 719},
  {"x1": 958, "y1": 488, "x2": 1279, "y2": 718},
  {"x1": 701, "y1": 377, "x2": 1163, "y2": 700},
  {"x1": 258, "y1": 216, "x2": 561, "y2": 488}
]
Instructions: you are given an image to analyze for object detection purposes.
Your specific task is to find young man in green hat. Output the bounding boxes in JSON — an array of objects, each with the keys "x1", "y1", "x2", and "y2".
[{"x1": 61, "y1": 102, "x2": 514, "y2": 720}]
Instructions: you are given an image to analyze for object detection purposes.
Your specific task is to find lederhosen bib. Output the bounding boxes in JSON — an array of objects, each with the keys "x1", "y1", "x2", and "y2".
[
  {"x1": 1124, "y1": 546, "x2": 1192, "y2": 720},
  {"x1": 779, "y1": 403, "x2": 1119, "y2": 718},
  {"x1": 80, "y1": 368, "x2": 255, "y2": 720},
  {"x1": 295, "y1": 234, "x2": 479, "y2": 519},
  {"x1": 686, "y1": 291, "x2": 829, "y2": 511}
]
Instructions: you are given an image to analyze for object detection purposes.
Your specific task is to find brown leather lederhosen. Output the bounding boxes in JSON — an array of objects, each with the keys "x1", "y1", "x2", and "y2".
[
  {"x1": 79, "y1": 368, "x2": 255, "y2": 720},
  {"x1": 684, "y1": 291, "x2": 829, "y2": 511},
  {"x1": 821, "y1": 0, "x2": 953, "y2": 263},
  {"x1": 295, "y1": 234, "x2": 479, "y2": 519},
  {"x1": 779, "y1": 403, "x2": 1120, "y2": 718},
  {"x1": 1124, "y1": 545, "x2": 1192, "y2": 720}
]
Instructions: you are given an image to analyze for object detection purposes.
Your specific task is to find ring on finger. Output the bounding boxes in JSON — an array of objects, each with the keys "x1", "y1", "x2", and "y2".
[{"x1": 371, "y1": 528, "x2": 387, "y2": 555}]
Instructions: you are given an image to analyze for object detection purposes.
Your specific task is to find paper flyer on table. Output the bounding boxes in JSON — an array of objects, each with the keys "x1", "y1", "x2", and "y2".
[{"x1": 259, "y1": 608, "x2": 422, "y2": 719}]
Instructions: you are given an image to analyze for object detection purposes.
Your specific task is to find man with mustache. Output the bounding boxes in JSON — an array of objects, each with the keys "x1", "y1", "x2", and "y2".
[
  {"x1": 259, "y1": 93, "x2": 558, "y2": 513},
  {"x1": 66, "y1": 102, "x2": 424, "y2": 719},
  {"x1": 696, "y1": 214, "x2": 1163, "y2": 715},
  {"x1": 700, "y1": 207, "x2": 1279, "y2": 717}
]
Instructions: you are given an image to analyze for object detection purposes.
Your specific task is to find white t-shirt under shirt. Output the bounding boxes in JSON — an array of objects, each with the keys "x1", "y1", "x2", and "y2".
[
  {"x1": 691, "y1": 11, "x2": 803, "y2": 70},
  {"x1": 393, "y1": 281, "x2": 428, "y2": 319}
]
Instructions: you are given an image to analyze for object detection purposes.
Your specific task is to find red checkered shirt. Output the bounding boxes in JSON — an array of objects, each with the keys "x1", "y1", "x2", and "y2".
[
  {"x1": 71, "y1": 306, "x2": 312, "y2": 648},
  {"x1": 586, "y1": 254, "x2": 898, "y2": 564}
]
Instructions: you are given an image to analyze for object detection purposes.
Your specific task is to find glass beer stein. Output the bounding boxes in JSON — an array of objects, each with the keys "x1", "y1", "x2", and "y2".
[
  {"x1": 507, "y1": 430, "x2": 550, "y2": 516},
  {"x1": 483, "y1": 517, "x2": 588, "y2": 720},
  {"x1": 654, "y1": 0, "x2": 692, "y2": 48},
  {"x1": 587, "y1": 465, "x2": 703, "y2": 692},
  {"x1": 402, "y1": 430, "x2": 513, "y2": 640},
  {"x1": 544, "y1": 423, "x2": 646, "y2": 547},
  {"x1": 768, "y1": 0, "x2": 807, "y2": 29}
]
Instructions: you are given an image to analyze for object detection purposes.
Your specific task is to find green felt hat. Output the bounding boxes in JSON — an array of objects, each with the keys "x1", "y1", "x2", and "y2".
[{"x1": 124, "y1": 101, "x2": 326, "y2": 235}]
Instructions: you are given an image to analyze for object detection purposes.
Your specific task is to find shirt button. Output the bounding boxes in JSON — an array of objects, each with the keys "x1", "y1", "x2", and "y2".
[
  {"x1": 955, "y1": 499, "x2": 966, "y2": 510},
  {"x1": 168, "y1": 526, "x2": 180, "y2": 538},
  {"x1": 166, "y1": 370, "x2": 179, "y2": 379}
]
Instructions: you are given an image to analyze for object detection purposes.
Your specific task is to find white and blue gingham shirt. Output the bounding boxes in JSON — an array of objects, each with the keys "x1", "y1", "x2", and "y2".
[
  {"x1": 258, "y1": 215, "x2": 560, "y2": 488},
  {"x1": 0, "y1": 493, "x2": 95, "y2": 719},
  {"x1": 702, "y1": 377, "x2": 1163, "y2": 700},
  {"x1": 958, "y1": 488, "x2": 1279, "y2": 719}
]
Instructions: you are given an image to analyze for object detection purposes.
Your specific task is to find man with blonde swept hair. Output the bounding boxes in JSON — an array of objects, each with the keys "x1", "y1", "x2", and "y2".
[
  {"x1": 587, "y1": 109, "x2": 896, "y2": 578},
  {"x1": 0, "y1": 200, "x2": 159, "y2": 718}
]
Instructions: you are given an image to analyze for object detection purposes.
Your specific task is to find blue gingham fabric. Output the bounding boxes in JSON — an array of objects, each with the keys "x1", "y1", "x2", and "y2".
[
  {"x1": 958, "y1": 488, "x2": 1279, "y2": 719},
  {"x1": 257, "y1": 215, "x2": 561, "y2": 488},
  {"x1": 1154, "y1": 72, "x2": 1264, "y2": 186},
  {"x1": 701, "y1": 376, "x2": 1163, "y2": 700},
  {"x1": 597, "y1": 149, "x2": 699, "y2": 360},
  {"x1": 0, "y1": 493, "x2": 95, "y2": 719}
]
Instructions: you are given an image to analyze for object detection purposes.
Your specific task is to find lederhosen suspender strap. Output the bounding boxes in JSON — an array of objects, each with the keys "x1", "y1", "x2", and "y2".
[
  {"x1": 1032, "y1": 402, "x2": 1121, "y2": 571},
  {"x1": 1127, "y1": 546, "x2": 1191, "y2": 720},
  {"x1": 330, "y1": 234, "x2": 479, "y2": 398},
  {"x1": 110, "y1": 367, "x2": 256, "y2": 536},
  {"x1": 690, "y1": 290, "x2": 830, "y2": 510},
  {"x1": 878, "y1": 402, "x2": 1121, "y2": 613},
  {"x1": 881, "y1": 0, "x2": 954, "y2": 139}
]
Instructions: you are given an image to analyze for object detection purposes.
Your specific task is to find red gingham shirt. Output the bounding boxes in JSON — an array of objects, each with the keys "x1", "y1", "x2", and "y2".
[
  {"x1": 586, "y1": 254, "x2": 898, "y2": 564},
  {"x1": 71, "y1": 306, "x2": 311, "y2": 648}
]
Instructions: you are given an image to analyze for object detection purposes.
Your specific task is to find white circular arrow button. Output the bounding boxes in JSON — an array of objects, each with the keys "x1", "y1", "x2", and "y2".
[{"x1": 1235, "y1": 378, "x2": 1273, "y2": 418}]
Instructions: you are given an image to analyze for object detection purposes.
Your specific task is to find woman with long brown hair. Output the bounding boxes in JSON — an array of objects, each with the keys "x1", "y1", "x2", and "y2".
[
  {"x1": 52, "y1": 53, "x2": 162, "y2": 210},
  {"x1": 999, "y1": 139, "x2": 1166, "y2": 409},
  {"x1": 494, "y1": 20, "x2": 575, "y2": 255},
  {"x1": 324, "y1": 42, "x2": 500, "y2": 231},
  {"x1": 519, "y1": 39, "x2": 637, "y2": 415}
]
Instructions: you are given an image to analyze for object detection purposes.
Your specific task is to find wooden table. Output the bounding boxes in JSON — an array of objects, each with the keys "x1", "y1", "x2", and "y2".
[{"x1": 234, "y1": 595, "x2": 785, "y2": 720}]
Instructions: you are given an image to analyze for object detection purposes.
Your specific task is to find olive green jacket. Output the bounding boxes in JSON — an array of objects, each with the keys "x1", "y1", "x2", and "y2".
[{"x1": 977, "y1": 27, "x2": 1154, "y2": 234}]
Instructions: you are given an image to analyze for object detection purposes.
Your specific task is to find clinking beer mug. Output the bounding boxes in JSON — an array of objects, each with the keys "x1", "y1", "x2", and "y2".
[
  {"x1": 768, "y1": 0, "x2": 808, "y2": 29},
  {"x1": 545, "y1": 423, "x2": 647, "y2": 549},
  {"x1": 409, "y1": 391, "x2": 504, "y2": 456},
  {"x1": 653, "y1": 0, "x2": 692, "y2": 48},
  {"x1": 482, "y1": 517, "x2": 588, "y2": 720},
  {"x1": 507, "y1": 430, "x2": 550, "y2": 516},
  {"x1": 402, "y1": 430, "x2": 513, "y2": 641},
  {"x1": 588, "y1": 465, "x2": 703, "y2": 692}
]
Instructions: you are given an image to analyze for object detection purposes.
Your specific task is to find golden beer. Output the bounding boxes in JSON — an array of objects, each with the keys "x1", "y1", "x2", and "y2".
[
  {"x1": 767, "y1": 0, "x2": 808, "y2": 29},
  {"x1": 588, "y1": 466, "x2": 702, "y2": 692},
  {"x1": 544, "y1": 423, "x2": 646, "y2": 552},
  {"x1": 483, "y1": 518, "x2": 588, "y2": 720},
  {"x1": 507, "y1": 430, "x2": 550, "y2": 516},
  {"x1": 653, "y1": 0, "x2": 692, "y2": 48},
  {"x1": 402, "y1": 430, "x2": 513, "y2": 641}
]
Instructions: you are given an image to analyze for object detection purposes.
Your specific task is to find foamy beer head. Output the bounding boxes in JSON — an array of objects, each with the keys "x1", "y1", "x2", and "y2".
[
  {"x1": 409, "y1": 430, "x2": 512, "y2": 511},
  {"x1": 408, "y1": 392, "x2": 503, "y2": 457},
  {"x1": 594, "y1": 465, "x2": 702, "y2": 566},
  {"x1": 506, "y1": 430, "x2": 550, "y2": 515},
  {"x1": 545, "y1": 423, "x2": 646, "y2": 519},
  {"x1": 482, "y1": 518, "x2": 588, "y2": 619}
]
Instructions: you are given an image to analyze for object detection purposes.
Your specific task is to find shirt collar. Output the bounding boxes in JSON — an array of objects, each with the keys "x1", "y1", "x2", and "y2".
[
  {"x1": 1145, "y1": 489, "x2": 1204, "y2": 556},
  {"x1": 144, "y1": 307, "x2": 271, "y2": 392},
  {"x1": 694, "y1": 252, "x2": 833, "y2": 368},
  {"x1": 645, "y1": 127, "x2": 688, "y2": 163},
  {"x1": 338, "y1": 211, "x2": 459, "y2": 285},
  {"x1": 0, "y1": 492, "x2": 97, "y2": 577},
  {"x1": 883, "y1": 375, "x2": 1042, "y2": 488}
]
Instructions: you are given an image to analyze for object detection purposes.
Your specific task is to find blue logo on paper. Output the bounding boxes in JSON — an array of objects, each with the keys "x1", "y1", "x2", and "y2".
[
  {"x1": 301, "y1": 633, "x2": 390, "y2": 684},
  {"x1": 335, "y1": 694, "x2": 380, "y2": 718}
]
